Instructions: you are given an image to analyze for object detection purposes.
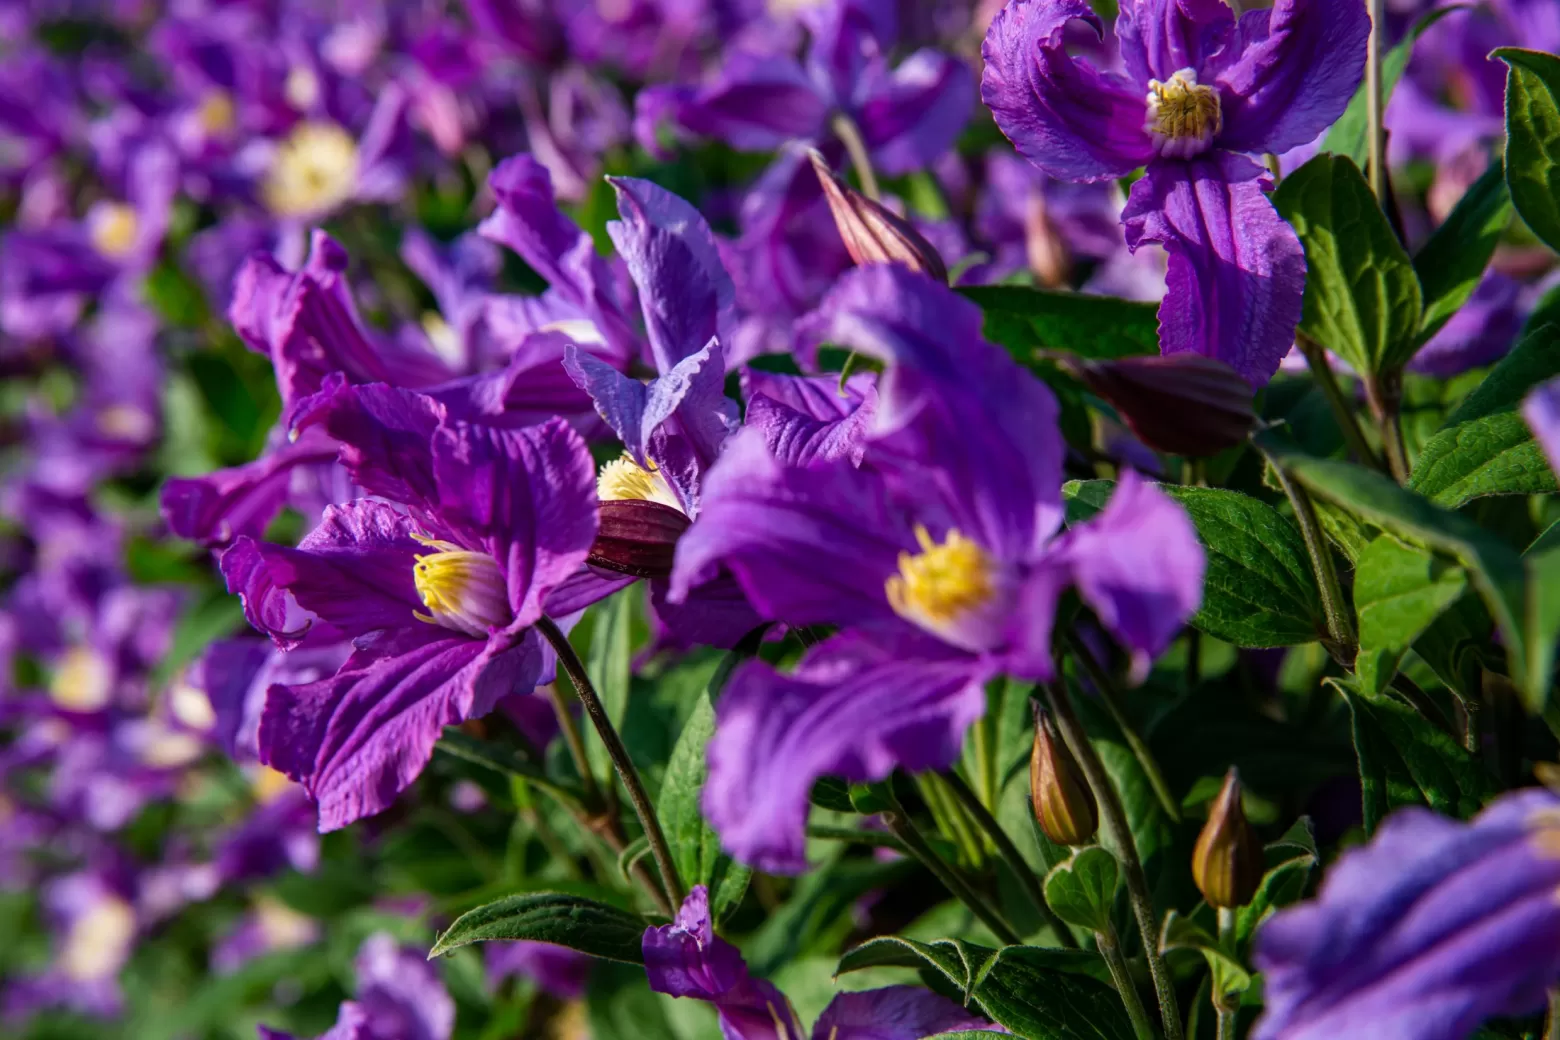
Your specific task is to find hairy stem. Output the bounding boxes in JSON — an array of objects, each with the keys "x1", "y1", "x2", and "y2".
[
  {"x1": 1296, "y1": 334, "x2": 1384, "y2": 473},
  {"x1": 538, "y1": 615, "x2": 685, "y2": 912},
  {"x1": 1260, "y1": 446, "x2": 1358, "y2": 662},
  {"x1": 1365, "y1": 0, "x2": 1388, "y2": 204},
  {"x1": 1098, "y1": 923, "x2": 1158, "y2": 1040},
  {"x1": 1046, "y1": 682, "x2": 1184, "y2": 1040},
  {"x1": 1065, "y1": 632, "x2": 1181, "y2": 824},
  {"x1": 1215, "y1": 908, "x2": 1238, "y2": 1040},
  {"x1": 1365, "y1": 371, "x2": 1411, "y2": 484}
]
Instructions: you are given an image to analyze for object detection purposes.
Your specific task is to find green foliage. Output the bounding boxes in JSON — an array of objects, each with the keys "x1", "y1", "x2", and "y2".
[
  {"x1": 429, "y1": 893, "x2": 647, "y2": 962},
  {"x1": 1413, "y1": 158, "x2": 1512, "y2": 342},
  {"x1": 1497, "y1": 48, "x2": 1560, "y2": 254},
  {"x1": 1043, "y1": 847, "x2": 1120, "y2": 933},
  {"x1": 961, "y1": 286, "x2": 1161, "y2": 362},
  {"x1": 1353, "y1": 536, "x2": 1468, "y2": 694},
  {"x1": 657, "y1": 692, "x2": 752, "y2": 924}
]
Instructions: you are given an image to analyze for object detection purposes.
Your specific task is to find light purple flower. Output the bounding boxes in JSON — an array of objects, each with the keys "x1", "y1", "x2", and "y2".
[
  {"x1": 982, "y1": 0, "x2": 1370, "y2": 385},
  {"x1": 260, "y1": 931, "x2": 453, "y2": 1040}
]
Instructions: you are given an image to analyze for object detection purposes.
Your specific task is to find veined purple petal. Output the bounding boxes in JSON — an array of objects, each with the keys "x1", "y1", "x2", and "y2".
[
  {"x1": 1254, "y1": 789, "x2": 1560, "y2": 1040},
  {"x1": 563, "y1": 345, "x2": 649, "y2": 458},
  {"x1": 260, "y1": 625, "x2": 544, "y2": 831},
  {"x1": 705, "y1": 637, "x2": 987, "y2": 872},
  {"x1": 354, "y1": 932, "x2": 456, "y2": 1040},
  {"x1": 857, "y1": 49, "x2": 975, "y2": 176},
  {"x1": 1122, "y1": 155, "x2": 1304, "y2": 388},
  {"x1": 161, "y1": 428, "x2": 339, "y2": 547},
  {"x1": 429, "y1": 417, "x2": 598, "y2": 628},
  {"x1": 982, "y1": 0, "x2": 1156, "y2": 182},
  {"x1": 649, "y1": 573, "x2": 765, "y2": 652},
  {"x1": 812, "y1": 986, "x2": 995, "y2": 1039},
  {"x1": 642, "y1": 340, "x2": 738, "y2": 515},
  {"x1": 296, "y1": 381, "x2": 447, "y2": 514},
  {"x1": 1524, "y1": 377, "x2": 1560, "y2": 479},
  {"x1": 1116, "y1": 0, "x2": 1235, "y2": 86},
  {"x1": 1213, "y1": 0, "x2": 1371, "y2": 155},
  {"x1": 742, "y1": 372, "x2": 878, "y2": 468},
  {"x1": 634, "y1": 53, "x2": 827, "y2": 154}
]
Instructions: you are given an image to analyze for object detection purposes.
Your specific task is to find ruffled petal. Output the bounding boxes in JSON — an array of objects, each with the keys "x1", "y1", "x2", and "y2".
[
  {"x1": 857, "y1": 49, "x2": 976, "y2": 176},
  {"x1": 741, "y1": 372, "x2": 878, "y2": 468},
  {"x1": 1213, "y1": 0, "x2": 1371, "y2": 155},
  {"x1": 1116, "y1": 0, "x2": 1236, "y2": 85},
  {"x1": 982, "y1": 0, "x2": 1156, "y2": 182},
  {"x1": 813, "y1": 986, "x2": 995, "y2": 1039},
  {"x1": 295, "y1": 380, "x2": 448, "y2": 514},
  {"x1": 704, "y1": 637, "x2": 987, "y2": 872},
  {"x1": 160, "y1": 428, "x2": 339, "y2": 547},
  {"x1": 1122, "y1": 155, "x2": 1305, "y2": 388}
]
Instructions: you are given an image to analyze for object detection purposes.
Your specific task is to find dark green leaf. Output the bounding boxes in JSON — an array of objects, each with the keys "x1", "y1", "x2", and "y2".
[
  {"x1": 1497, "y1": 48, "x2": 1560, "y2": 253},
  {"x1": 1414, "y1": 157, "x2": 1511, "y2": 341},
  {"x1": 1408, "y1": 323, "x2": 1560, "y2": 507},
  {"x1": 428, "y1": 893, "x2": 646, "y2": 962},
  {"x1": 1065, "y1": 481, "x2": 1322, "y2": 647},
  {"x1": 657, "y1": 692, "x2": 751, "y2": 923},
  {"x1": 1353, "y1": 536, "x2": 1468, "y2": 694},
  {"x1": 1159, "y1": 911, "x2": 1251, "y2": 997},
  {"x1": 1274, "y1": 154, "x2": 1423, "y2": 375},
  {"x1": 1042, "y1": 847, "x2": 1119, "y2": 933},
  {"x1": 961, "y1": 286, "x2": 1160, "y2": 363},
  {"x1": 1333, "y1": 678, "x2": 1493, "y2": 831}
]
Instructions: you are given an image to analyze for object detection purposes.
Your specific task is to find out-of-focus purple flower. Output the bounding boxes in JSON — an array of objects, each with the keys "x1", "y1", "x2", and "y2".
[
  {"x1": 214, "y1": 897, "x2": 321, "y2": 974},
  {"x1": 1254, "y1": 788, "x2": 1560, "y2": 1040},
  {"x1": 1410, "y1": 271, "x2": 1525, "y2": 377},
  {"x1": 982, "y1": 0, "x2": 1371, "y2": 386},
  {"x1": 1524, "y1": 377, "x2": 1560, "y2": 480},
  {"x1": 5, "y1": 868, "x2": 138, "y2": 1020},
  {"x1": 645, "y1": 886, "x2": 993, "y2": 1039},
  {"x1": 486, "y1": 940, "x2": 592, "y2": 999},
  {"x1": 670, "y1": 266, "x2": 1203, "y2": 870},
  {"x1": 260, "y1": 931, "x2": 453, "y2": 1040}
]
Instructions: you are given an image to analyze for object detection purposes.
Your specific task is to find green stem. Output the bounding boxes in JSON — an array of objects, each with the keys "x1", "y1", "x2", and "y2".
[
  {"x1": 941, "y1": 770, "x2": 1078, "y2": 948},
  {"x1": 1046, "y1": 682, "x2": 1184, "y2": 1040},
  {"x1": 1547, "y1": 989, "x2": 1560, "y2": 1040},
  {"x1": 509, "y1": 777, "x2": 581, "y2": 882},
  {"x1": 805, "y1": 824, "x2": 911, "y2": 854},
  {"x1": 1215, "y1": 908, "x2": 1238, "y2": 1040},
  {"x1": 1259, "y1": 445, "x2": 1357, "y2": 662},
  {"x1": 1366, "y1": 371, "x2": 1411, "y2": 484},
  {"x1": 538, "y1": 615, "x2": 685, "y2": 912},
  {"x1": 831, "y1": 112, "x2": 881, "y2": 201},
  {"x1": 918, "y1": 772, "x2": 985, "y2": 868},
  {"x1": 1365, "y1": 0, "x2": 1388, "y2": 204},
  {"x1": 1098, "y1": 923, "x2": 1158, "y2": 1040},
  {"x1": 880, "y1": 800, "x2": 1023, "y2": 946},
  {"x1": 543, "y1": 679, "x2": 604, "y2": 809},
  {"x1": 1065, "y1": 632, "x2": 1181, "y2": 824},
  {"x1": 1296, "y1": 334, "x2": 1384, "y2": 473}
]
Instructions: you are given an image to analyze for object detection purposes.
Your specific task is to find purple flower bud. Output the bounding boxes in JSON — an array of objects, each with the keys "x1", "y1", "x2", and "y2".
[
  {"x1": 1032, "y1": 707, "x2": 1098, "y2": 847},
  {"x1": 588, "y1": 500, "x2": 691, "y2": 579},
  {"x1": 808, "y1": 150, "x2": 949, "y2": 283},
  {"x1": 1061, "y1": 353, "x2": 1256, "y2": 458},
  {"x1": 1193, "y1": 768, "x2": 1263, "y2": 909}
]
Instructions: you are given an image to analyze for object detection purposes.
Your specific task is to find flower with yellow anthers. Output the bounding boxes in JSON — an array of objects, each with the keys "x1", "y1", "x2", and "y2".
[
  {"x1": 60, "y1": 894, "x2": 136, "y2": 982},
  {"x1": 88, "y1": 201, "x2": 140, "y2": 259},
  {"x1": 197, "y1": 91, "x2": 236, "y2": 136},
  {"x1": 885, "y1": 526, "x2": 1008, "y2": 648},
  {"x1": 50, "y1": 647, "x2": 113, "y2": 713},
  {"x1": 1144, "y1": 68, "x2": 1222, "y2": 159},
  {"x1": 597, "y1": 453, "x2": 685, "y2": 512},
  {"x1": 262, "y1": 121, "x2": 359, "y2": 219},
  {"x1": 411, "y1": 534, "x2": 512, "y2": 637},
  {"x1": 252, "y1": 765, "x2": 297, "y2": 805}
]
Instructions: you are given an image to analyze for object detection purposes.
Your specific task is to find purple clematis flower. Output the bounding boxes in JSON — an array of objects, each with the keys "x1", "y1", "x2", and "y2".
[
  {"x1": 981, "y1": 0, "x2": 1370, "y2": 386},
  {"x1": 669, "y1": 265, "x2": 1204, "y2": 871},
  {"x1": 260, "y1": 931, "x2": 454, "y2": 1040},
  {"x1": 1254, "y1": 788, "x2": 1560, "y2": 1040},
  {"x1": 486, "y1": 940, "x2": 592, "y2": 1000},
  {"x1": 1524, "y1": 376, "x2": 1560, "y2": 479},
  {"x1": 221, "y1": 386, "x2": 599, "y2": 831},
  {"x1": 4, "y1": 867, "x2": 139, "y2": 1020},
  {"x1": 645, "y1": 885, "x2": 995, "y2": 1039}
]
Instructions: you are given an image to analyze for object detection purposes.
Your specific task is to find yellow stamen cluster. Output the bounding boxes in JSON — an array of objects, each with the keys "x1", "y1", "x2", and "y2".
[
  {"x1": 198, "y1": 91, "x2": 236, "y2": 136},
  {"x1": 597, "y1": 453, "x2": 683, "y2": 511},
  {"x1": 1145, "y1": 68, "x2": 1221, "y2": 158},
  {"x1": 89, "y1": 202, "x2": 139, "y2": 259},
  {"x1": 50, "y1": 647, "x2": 113, "y2": 712},
  {"x1": 261, "y1": 121, "x2": 358, "y2": 219},
  {"x1": 253, "y1": 765, "x2": 296, "y2": 805},
  {"x1": 412, "y1": 535, "x2": 511, "y2": 637},
  {"x1": 60, "y1": 896, "x2": 136, "y2": 982},
  {"x1": 885, "y1": 526, "x2": 995, "y2": 630}
]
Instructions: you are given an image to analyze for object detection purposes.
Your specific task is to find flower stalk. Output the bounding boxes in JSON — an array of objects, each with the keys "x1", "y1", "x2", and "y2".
[
  {"x1": 1098, "y1": 921, "x2": 1159, "y2": 1040},
  {"x1": 1216, "y1": 907, "x2": 1239, "y2": 1040},
  {"x1": 1065, "y1": 631, "x2": 1181, "y2": 823},
  {"x1": 880, "y1": 796, "x2": 1024, "y2": 947}
]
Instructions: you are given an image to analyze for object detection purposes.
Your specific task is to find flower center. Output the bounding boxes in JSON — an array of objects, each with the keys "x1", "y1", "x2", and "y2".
[
  {"x1": 50, "y1": 647, "x2": 113, "y2": 712},
  {"x1": 885, "y1": 526, "x2": 996, "y2": 631},
  {"x1": 412, "y1": 536, "x2": 512, "y2": 637},
  {"x1": 1145, "y1": 68, "x2": 1221, "y2": 159},
  {"x1": 598, "y1": 454, "x2": 683, "y2": 511},
  {"x1": 198, "y1": 91, "x2": 236, "y2": 136},
  {"x1": 61, "y1": 896, "x2": 135, "y2": 982},
  {"x1": 262, "y1": 121, "x2": 359, "y2": 219},
  {"x1": 89, "y1": 202, "x2": 139, "y2": 259},
  {"x1": 253, "y1": 765, "x2": 295, "y2": 804}
]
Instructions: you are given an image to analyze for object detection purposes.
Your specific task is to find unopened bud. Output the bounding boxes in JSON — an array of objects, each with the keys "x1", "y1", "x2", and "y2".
[
  {"x1": 1192, "y1": 768, "x2": 1263, "y2": 908},
  {"x1": 586, "y1": 500, "x2": 690, "y2": 579},
  {"x1": 808, "y1": 149, "x2": 948, "y2": 283},
  {"x1": 1061, "y1": 353, "x2": 1255, "y2": 458},
  {"x1": 1024, "y1": 193, "x2": 1071, "y2": 289},
  {"x1": 1031, "y1": 707, "x2": 1097, "y2": 847}
]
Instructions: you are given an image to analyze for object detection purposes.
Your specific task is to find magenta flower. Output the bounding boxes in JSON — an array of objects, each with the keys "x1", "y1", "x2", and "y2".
[{"x1": 981, "y1": 0, "x2": 1370, "y2": 385}]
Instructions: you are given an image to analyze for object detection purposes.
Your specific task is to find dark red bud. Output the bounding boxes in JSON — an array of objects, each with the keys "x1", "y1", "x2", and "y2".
[
  {"x1": 587, "y1": 500, "x2": 690, "y2": 579},
  {"x1": 1192, "y1": 768, "x2": 1263, "y2": 909},
  {"x1": 1061, "y1": 353, "x2": 1256, "y2": 458},
  {"x1": 809, "y1": 150, "x2": 949, "y2": 283}
]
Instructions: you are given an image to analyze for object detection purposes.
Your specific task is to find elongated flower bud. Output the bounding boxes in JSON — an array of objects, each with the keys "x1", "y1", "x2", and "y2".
[
  {"x1": 1192, "y1": 768, "x2": 1263, "y2": 908},
  {"x1": 808, "y1": 149, "x2": 948, "y2": 283},
  {"x1": 587, "y1": 500, "x2": 691, "y2": 579},
  {"x1": 1060, "y1": 353, "x2": 1255, "y2": 458},
  {"x1": 1031, "y1": 707, "x2": 1097, "y2": 847}
]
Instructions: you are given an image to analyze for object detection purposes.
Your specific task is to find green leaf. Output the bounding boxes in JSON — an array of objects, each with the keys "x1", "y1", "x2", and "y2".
[
  {"x1": 1256, "y1": 432, "x2": 1552, "y2": 709},
  {"x1": 961, "y1": 285, "x2": 1160, "y2": 362},
  {"x1": 837, "y1": 937, "x2": 1135, "y2": 1040},
  {"x1": 1235, "y1": 821, "x2": 1319, "y2": 948},
  {"x1": 428, "y1": 892, "x2": 646, "y2": 962},
  {"x1": 1042, "y1": 847, "x2": 1119, "y2": 933},
  {"x1": 585, "y1": 962, "x2": 685, "y2": 1040},
  {"x1": 1065, "y1": 481, "x2": 1322, "y2": 647},
  {"x1": 1323, "y1": 5, "x2": 1465, "y2": 164},
  {"x1": 1408, "y1": 323, "x2": 1560, "y2": 507},
  {"x1": 1414, "y1": 157, "x2": 1511, "y2": 341},
  {"x1": 1274, "y1": 154, "x2": 1424, "y2": 375},
  {"x1": 1333, "y1": 677, "x2": 1494, "y2": 831},
  {"x1": 1159, "y1": 911, "x2": 1251, "y2": 998},
  {"x1": 1497, "y1": 48, "x2": 1560, "y2": 254},
  {"x1": 1353, "y1": 536, "x2": 1468, "y2": 694},
  {"x1": 657, "y1": 692, "x2": 751, "y2": 924},
  {"x1": 585, "y1": 590, "x2": 635, "y2": 778}
]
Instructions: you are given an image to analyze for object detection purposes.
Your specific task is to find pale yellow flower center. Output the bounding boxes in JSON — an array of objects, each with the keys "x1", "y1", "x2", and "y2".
[
  {"x1": 96, "y1": 404, "x2": 157, "y2": 442},
  {"x1": 1145, "y1": 68, "x2": 1221, "y2": 158},
  {"x1": 198, "y1": 91, "x2": 236, "y2": 135},
  {"x1": 262, "y1": 121, "x2": 358, "y2": 219},
  {"x1": 885, "y1": 526, "x2": 996, "y2": 630},
  {"x1": 50, "y1": 647, "x2": 113, "y2": 712},
  {"x1": 284, "y1": 66, "x2": 321, "y2": 110},
  {"x1": 89, "y1": 202, "x2": 139, "y2": 259},
  {"x1": 255, "y1": 896, "x2": 317, "y2": 949},
  {"x1": 412, "y1": 535, "x2": 511, "y2": 637},
  {"x1": 61, "y1": 896, "x2": 136, "y2": 982},
  {"x1": 253, "y1": 765, "x2": 296, "y2": 805},
  {"x1": 597, "y1": 453, "x2": 683, "y2": 511}
]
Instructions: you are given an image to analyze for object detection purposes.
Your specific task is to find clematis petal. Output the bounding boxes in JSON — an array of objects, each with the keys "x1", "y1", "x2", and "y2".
[
  {"x1": 649, "y1": 573, "x2": 765, "y2": 652},
  {"x1": 1116, "y1": 0, "x2": 1236, "y2": 86},
  {"x1": 259, "y1": 625, "x2": 545, "y2": 831},
  {"x1": 1213, "y1": 0, "x2": 1371, "y2": 155},
  {"x1": 741, "y1": 371, "x2": 878, "y2": 467},
  {"x1": 161, "y1": 427, "x2": 339, "y2": 547},
  {"x1": 353, "y1": 932, "x2": 457, "y2": 1040},
  {"x1": 295, "y1": 380, "x2": 447, "y2": 514},
  {"x1": 1122, "y1": 155, "x2": 1305, "y2": 388},
  {"x1": 430, "y1": 417, "x2": 598, "y2": 627},
  {"x1": 982, "y1": 0, "x2": 1156, "y2": 182},
  {"x1": 704, "y1": 636, "x2": 987, "y2": 872},
  {"x1": 812, "y1": 985, "x2": 996, "y2": 1039},
  {"x1": 607, "y1": 176, "x2": 736, "y2": 372},
  {"x1": 633, "y1": 52, "x2": 827, "y2": 156},
  {"x1": 857, "y1": 49, "x2": 976, "y2": 176}
]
